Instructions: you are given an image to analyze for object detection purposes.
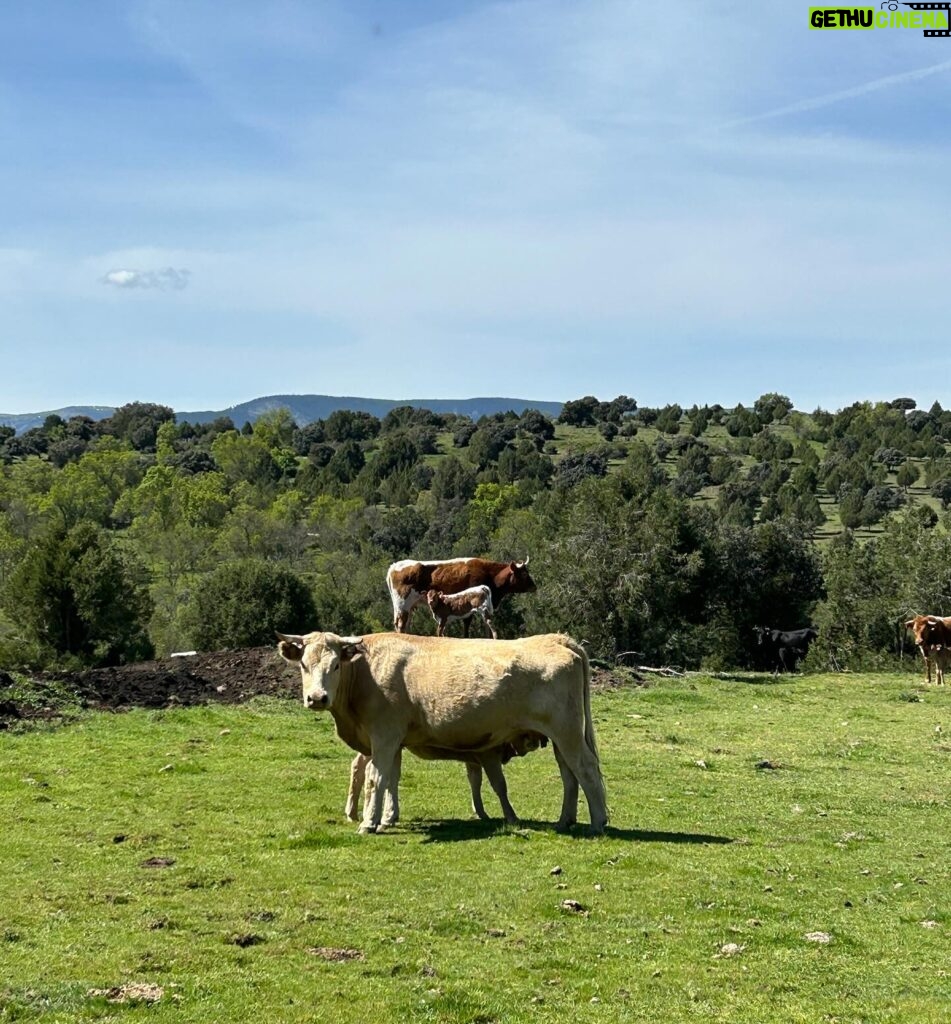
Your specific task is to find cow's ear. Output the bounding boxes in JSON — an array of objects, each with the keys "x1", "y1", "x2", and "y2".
[
  {"x1": 277, "y1": 633, "x2": 305, "y2": 663},
  {"x1": 340, "y1": 639, "x2": 367, "y2": 662}
]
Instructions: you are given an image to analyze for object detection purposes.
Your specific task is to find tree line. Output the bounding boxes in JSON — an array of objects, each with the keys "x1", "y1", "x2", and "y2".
[{"x1": 1, "y1": 394, "x2": 950, "y2": 673}]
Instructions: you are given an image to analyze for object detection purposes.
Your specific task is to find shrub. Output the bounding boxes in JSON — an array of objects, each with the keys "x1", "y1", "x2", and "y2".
[{"x1": 184, "y1": 560, "x2": 317, "y2": 650}]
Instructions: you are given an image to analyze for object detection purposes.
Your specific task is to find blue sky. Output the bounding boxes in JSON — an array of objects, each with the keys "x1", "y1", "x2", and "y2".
[{"x1": 2, "y1": 1, "x2": 950, "y2": 415}]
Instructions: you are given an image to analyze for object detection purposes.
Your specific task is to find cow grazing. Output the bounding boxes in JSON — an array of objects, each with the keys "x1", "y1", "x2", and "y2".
[
  {"x1": 753, "y1": 626, "x2": 819, "y2": 673},
  {"x1": 386, "y1": 557, "x2": 536, "y2": 634},
  {"x1": 425, "y1": 585, "x2": 496, "y2": 639},
  {"x1": 344, "y1": 731, "x2": 547, "y2": 826},
  {"x1": 277, "y1": 631, "x2": 607, "y2": 835},
  {"x1": 905, "y1": 615, "x2": 951, "y2": 684}
]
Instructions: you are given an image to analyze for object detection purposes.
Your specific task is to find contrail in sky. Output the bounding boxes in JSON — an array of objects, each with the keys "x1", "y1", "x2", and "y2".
[{"x1": 722, "y1": 56, "x2": 951, "y2": 128}]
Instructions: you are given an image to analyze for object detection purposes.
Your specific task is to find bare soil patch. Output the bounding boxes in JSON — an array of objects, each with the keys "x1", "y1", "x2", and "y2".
[{"x1": 2, "y1": 646, "x2": 297, "y2": 723}]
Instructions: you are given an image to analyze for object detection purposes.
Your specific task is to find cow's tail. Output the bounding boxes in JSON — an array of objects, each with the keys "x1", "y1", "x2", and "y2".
[
  {"x1": 560, "y1": 636, "x2": 599, "y2": 760},
  {"x1": 562, "y1": 636, "x2": 609, "y2": 828}
]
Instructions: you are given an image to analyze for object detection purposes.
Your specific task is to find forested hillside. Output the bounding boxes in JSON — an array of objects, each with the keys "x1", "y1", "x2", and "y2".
[{"x1": 2, "y1": 393, "x2": 951, "y2": 674}]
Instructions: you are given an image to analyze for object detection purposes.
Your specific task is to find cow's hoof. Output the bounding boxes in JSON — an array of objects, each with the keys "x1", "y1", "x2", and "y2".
[
  {"x1": 357, "y1": 824, "x2": 379, "y2": 835},
  {"x1": 555, "y1": 819, "x2": 576, "y2": 833}
]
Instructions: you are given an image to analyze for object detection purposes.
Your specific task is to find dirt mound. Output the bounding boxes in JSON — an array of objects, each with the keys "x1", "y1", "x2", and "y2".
[
  {"x1": 70, "y1": 647, "x2": 298, "y2": 709},
  {"x1": 2, "y1": 647, "x2": 298, "y2": 723}
]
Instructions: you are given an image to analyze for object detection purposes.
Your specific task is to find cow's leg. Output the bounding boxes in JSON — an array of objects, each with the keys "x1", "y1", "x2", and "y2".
[
  {"x1": 919, "y1": 645, "x2": 931, "y2": 684},
  {"x1": 361, "y1": 741, "x2": 401, "y2": 834},
  {"x1": 462, "y1": 616, "x2": 471, "y2": 638},
  {"x1": 436, "y1": 619, "x2": 446, "y2": 637},
  {"x1": 552, "y1": 738, "x2": 608, "y2": 835},
  {"x1": 552, "y1": 744, "x2": 579, "y2": 831},
  {"x1": 466, "y1": 762, "x2": 489, "y2": 819},
  {"x1": 483, "y1": 612, "x2": 498, "y2": 640},
  {"x1": 381, "y1": 749, "x2": 401, "y2": 826},
  {"x1": 480, "y1": 753, "x2": 519, "y2": 824},
  {"x1": 394, "y1": 590, "x2": 422, "y2": 633},
  {"x1": 346, "y1": 753, "x2": 368, "y2": 822}
]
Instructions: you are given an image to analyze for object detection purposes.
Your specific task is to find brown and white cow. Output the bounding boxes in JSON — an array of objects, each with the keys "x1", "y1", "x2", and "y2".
[
  {"x1": 425, "y1": 585, "x2": 497, "y2": 639},
  {"x1": 277, "y1": 631, "x2": 607, "y2": 835},
  {"x1": 386, "y1": 557, "x2": 536, "y2": 634},
  {"x1": 344, "y1": 730, "x2": 547, "y2": 826},
  {"x1": 905, "y1": 615, "x2": 951, "y2": 684}
]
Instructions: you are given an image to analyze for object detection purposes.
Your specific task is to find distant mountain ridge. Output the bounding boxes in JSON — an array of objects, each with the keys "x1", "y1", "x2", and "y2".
[{"x1": 0, "y1": 394, "x2": 563, "y2": 434}]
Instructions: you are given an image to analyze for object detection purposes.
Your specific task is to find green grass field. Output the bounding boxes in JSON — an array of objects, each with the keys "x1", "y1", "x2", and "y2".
[{"x1": 3, "y1": 673, "x2": 950, "y2": 1023}]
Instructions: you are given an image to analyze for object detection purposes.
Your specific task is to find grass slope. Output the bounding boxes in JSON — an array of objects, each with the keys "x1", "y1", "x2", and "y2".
[{"x1": 2, "y1": 674, "x2": 950, "y2": 1023}]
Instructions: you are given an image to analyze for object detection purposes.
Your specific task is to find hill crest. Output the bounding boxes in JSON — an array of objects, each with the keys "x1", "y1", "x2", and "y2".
[{"x1": 0, "y1": 394, "x2": 563, "y2": 434}]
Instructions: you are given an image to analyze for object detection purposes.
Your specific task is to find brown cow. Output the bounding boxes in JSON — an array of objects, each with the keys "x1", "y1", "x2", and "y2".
[
  {"x1": 425, "y1": 585, "x2": 496, "y2": 639},
  {"x1": 386, "y1": 557, "x2": 536, "y2": 634},
  {"x1": 906, "y1": 615, "x2": 951, "y2": 684}
]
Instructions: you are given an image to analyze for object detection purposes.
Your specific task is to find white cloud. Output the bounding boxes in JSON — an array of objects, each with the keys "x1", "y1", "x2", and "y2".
[{"x1": 100, "y1": 266, "x2": 191, "y2": 290}]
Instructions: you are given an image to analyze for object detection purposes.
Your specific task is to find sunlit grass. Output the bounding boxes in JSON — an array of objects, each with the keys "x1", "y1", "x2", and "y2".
[{"x1": 2, "y1": 675, "x2": 951, "y2": 1022}]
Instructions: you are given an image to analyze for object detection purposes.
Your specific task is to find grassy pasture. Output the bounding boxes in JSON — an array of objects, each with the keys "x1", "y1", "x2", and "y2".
[{"x1": 2, "y1": 674, "x2": 951, "y2": 1023}]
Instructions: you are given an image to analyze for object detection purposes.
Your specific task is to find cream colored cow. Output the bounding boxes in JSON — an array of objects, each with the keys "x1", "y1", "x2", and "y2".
[{"x1": 278, "y1": 631, "x2": 607, "y2": 835}]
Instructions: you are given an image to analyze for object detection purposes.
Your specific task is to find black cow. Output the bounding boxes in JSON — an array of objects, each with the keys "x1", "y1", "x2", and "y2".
[{"x1": 753, "y1": 626, "x2": 818, "y2": 673}]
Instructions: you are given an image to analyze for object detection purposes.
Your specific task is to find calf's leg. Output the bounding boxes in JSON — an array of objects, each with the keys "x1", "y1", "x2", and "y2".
[
  {"x1": 346, "y1": 753, "x2": 368, "y2": 821},
  {"x1": 466, "y1": 762, "x2": 489, "y2": 819},
  {"x1": 480, "y1": 753, "x2": 519, "y2": 824},
  {"x1": 361, "y1": 741, "x2": 402, "y2": 834}
]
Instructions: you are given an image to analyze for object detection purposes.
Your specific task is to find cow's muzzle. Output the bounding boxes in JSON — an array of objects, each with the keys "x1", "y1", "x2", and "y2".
[{"x1": 304, "y1": 691, "x2": 329, "y2": 709}]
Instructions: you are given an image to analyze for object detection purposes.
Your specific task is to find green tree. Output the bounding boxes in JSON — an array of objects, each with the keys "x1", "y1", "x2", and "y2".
[
  {"x1": 184, "y1": 560, "x2": 317, "y2": 650},
  {"x1": 253, "y1": 408, "x2": 297, "y2": 453},
  {"x1": 431, "y1": 455, "x2": 477, "y2": 502},
  {"x1": 558, "y1": 396, "x2": 600, "y2": 427},
  {"x1": 211, "y1": 431, "x2": 280, "y2": 488},
  {"x1": 7, "y1": 522, "x2": 153, "y2": 666},
  {"x1": 753, "y1": 393, "x2": 793, "y2": 425},
  {"x1": 323, "y1": 410, "x2": 380, "y2": 443},
  {"x1": 99, "y1": 402, "x2": 175, "y2": 451}
]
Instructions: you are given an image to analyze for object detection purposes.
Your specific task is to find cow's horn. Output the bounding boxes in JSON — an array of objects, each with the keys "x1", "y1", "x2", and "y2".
[{"x1": 275, "y1": 631, "x2": 304, "y2": 645}]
